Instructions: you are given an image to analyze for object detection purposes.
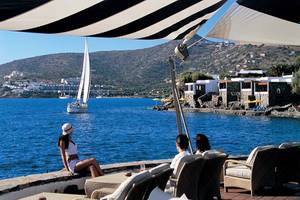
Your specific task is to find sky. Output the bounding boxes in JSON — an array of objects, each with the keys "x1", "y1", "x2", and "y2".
[{"x1": 0, "y1": 0, "x2": 234, "y2": 65}]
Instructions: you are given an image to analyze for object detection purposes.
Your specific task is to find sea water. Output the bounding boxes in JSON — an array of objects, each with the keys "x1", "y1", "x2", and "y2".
[{"x1": 0, "y1": 98, "x2": 299, "y2": 179}]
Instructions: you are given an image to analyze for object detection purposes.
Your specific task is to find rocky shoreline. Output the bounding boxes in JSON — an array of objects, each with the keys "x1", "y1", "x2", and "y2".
[{"x1": 172, "y1": 107, "x2": 300, "y2": 119}]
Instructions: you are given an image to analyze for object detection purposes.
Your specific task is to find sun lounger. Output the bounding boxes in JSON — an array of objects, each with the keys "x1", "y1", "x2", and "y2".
[
  {"x1": 168, "y1": 154, "x2": 204, "y2": 200},
  {"x1": 99, "y1": 170, "x2": 150, "y2": 200},
  {"x1": 147, "y1": 163, "x2": 173, "y2": 197},
  {"x1": 197, "y1": 151, "x2": 227, "y2": 200},
  {"x1": 224, "y1": 145, "x2": 278, "y2": 196},
  {"x1": 124, "y1": 175, "x2": 154, "y2": 200},
  {"x1": 169, "y1": 151, "x2": 226, "y2": 200},
  {"x1": 85, "y1": 172, "x2": 129, "y2": 198},
  {"x1": 169, "y1": 155, "x2": 198, "y2": 199},
  {"x1": 99, "y1": 163, "x2": 172, "y2": 200},
  {"x1": 123, "y1": 163, "x2": 173, "y2": 200},
  {"x1": 277, "y1": 142, "x2": 300, "y2": 186},
  {"x1": 121, "y1": 164, "x2": 173, "y2": 200}
]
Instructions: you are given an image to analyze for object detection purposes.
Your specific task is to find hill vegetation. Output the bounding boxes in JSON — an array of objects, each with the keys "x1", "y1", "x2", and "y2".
[{"x1": 1, "y1": 36, "x2": 300, "y2": 95}]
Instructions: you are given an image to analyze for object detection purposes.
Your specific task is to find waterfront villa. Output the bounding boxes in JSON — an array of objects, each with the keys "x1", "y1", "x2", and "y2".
[
  {"x1": 219, "y1": 76, "x2": 293, "y2": 109},
  {"x1": 184, "y1": 74, "x2": 294, "y2": 109},
  {"x1": 184, "y1": 80, "x2": 219, "y2": 108},
  {"x1": 253, "y1": 76, "x2": 293, "y2": 108}
]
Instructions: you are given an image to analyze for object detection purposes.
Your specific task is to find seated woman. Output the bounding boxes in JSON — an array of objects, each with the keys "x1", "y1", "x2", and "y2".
[
  {"x1": 170, "y1": 134, "x2": 190, "y2": 169},
  {"x1": 58, "y1": 123, "x2": 104, "y2": 177},
  {"x1": 195, "y1": 133, "x2": 211, "y2": 155}
]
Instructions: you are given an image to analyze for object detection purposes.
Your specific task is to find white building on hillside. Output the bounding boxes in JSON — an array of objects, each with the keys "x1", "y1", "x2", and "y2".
[{"x1": 184, "y1": 79, "x2": 219, "y2": 107}]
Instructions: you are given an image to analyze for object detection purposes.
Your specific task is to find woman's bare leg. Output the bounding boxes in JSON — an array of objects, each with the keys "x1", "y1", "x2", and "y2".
[
  {"x1": 75, "y1": 159, "x2": 99, "y2": 177},
  {"x1": 92, "y1": 158, "x2": 104, "y2": 176},
  {"x1": 75, "y1": 158, "x2": 103, "y2": 177},
  {"x1": 82, "y1": 158, "x2": 103, "y2": 176},
  {"x1": 89, "y1": 165, "x2": 99, "y2": 178}
]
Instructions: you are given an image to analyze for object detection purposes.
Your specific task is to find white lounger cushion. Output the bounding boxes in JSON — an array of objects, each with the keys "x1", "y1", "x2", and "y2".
[
  {"x1": 246, "y1": 145, "x2": 276, "y2": 165},
  {"x1": 100, "y1": 170, "x2": 150, "y2": 200},
  {"x1": 149, "y1": 187, "x2": 188, "y2": 200},
  {"x1": 149, "y1": 163, "x2": 170, "y2": 175},
  {"x1": 225, "y1": 165, "x2": 251, "y2": 179}
]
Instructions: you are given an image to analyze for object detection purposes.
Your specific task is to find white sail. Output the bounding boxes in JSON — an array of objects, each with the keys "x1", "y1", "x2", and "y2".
[
  {"x1": 83, "y1": 39, "x2": 90, "y2": 104},
  {"x1": 67, "y1": 39, "x2": 90, "y2": 113},
  {"x1": 76, "y1": 41, "x2": 87, "y2": 101}
]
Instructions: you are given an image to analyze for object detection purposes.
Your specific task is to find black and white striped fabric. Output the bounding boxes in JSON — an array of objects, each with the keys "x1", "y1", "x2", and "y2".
[
  {"x1": 207, "y1": 0, "x2": 300, "y2": 46},
  {"x1": 237, "y1": 0, "x2": 300, "y2": 24},
  {"x1": 0, "y1": 0, "x2": 226, "y2": 40}
]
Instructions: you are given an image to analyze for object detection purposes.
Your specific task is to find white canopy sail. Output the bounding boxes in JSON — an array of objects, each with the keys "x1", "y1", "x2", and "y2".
[
  {"x1": 0, "y1": 0, "x2": 226, "y2": 40},
  {"x1": 207, "y1": 0, "x2": 300, "y2": 46}
]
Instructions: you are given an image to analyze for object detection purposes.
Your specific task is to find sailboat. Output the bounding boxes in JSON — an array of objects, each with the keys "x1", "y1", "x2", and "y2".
[
  {"x1": 59, "y1": 92, "x2": 70, "y2": 99},
  {"x1": 59, "y1": 79, "x2": 71, "y2": 99},
  {"x1": 67, "y1": 39, "x2": 90, "y2": 113}
]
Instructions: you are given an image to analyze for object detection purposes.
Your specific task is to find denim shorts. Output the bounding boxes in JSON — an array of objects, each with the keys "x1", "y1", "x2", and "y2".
[{"x1": 68, "y1": 159, "x2": 79, "y2": 173}]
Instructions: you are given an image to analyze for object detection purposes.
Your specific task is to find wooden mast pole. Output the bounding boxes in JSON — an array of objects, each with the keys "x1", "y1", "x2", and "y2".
[
  {"x1": 169, "y1": 56, "x2": 193, "y2": 154},
  {"x1": 169, "y1": 56, "x2": 183, "y2": 136}
]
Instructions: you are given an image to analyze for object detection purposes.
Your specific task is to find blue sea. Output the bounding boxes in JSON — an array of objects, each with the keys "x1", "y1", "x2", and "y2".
[{"x1": 0, "y1": 98, "x2": 300, "y2": 180}]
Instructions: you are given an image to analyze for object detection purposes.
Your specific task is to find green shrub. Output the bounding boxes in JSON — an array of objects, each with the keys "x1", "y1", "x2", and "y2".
[
  {"x1": 292, "y1": 69, "x2": 300, "y2": 94},
  {"x1": 180, "y1": 71, "x2": 213, "y2": 83}
]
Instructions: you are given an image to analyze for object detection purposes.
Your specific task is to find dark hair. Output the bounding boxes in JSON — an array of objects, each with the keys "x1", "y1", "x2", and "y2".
[
  {"x1": 57, "y1": 134, "x2": 70, "y2": 149},
  {"x1": 176, "y1": 134, "x2": 189, "y2": 150},
  {"x1": 195, "y1": 134, "x2": 211, "y2": 153}
]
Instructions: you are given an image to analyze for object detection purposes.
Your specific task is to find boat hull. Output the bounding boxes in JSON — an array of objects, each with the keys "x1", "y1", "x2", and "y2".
[
  {"x1": 59, "y1": 95, "x2": 71, "y2": 99},
  {"x1": 67, "y1": 102, "x2": 88, "y2": 113}
]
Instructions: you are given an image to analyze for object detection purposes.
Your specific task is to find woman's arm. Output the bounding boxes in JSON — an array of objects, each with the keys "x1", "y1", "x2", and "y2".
[{"x1": 59, "y1": 140, "x2": 69, "y2": 171}]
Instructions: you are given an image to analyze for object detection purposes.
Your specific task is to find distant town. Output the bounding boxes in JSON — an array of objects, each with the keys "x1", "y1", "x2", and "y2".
[{"x1": 0, "y1": 70, "x2": 163, "y2": 98}]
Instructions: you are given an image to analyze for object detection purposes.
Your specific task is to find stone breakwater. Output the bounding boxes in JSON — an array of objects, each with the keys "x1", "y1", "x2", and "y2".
[{"x1": 180, "y1": 108, "x2": 300, "y2": 119}]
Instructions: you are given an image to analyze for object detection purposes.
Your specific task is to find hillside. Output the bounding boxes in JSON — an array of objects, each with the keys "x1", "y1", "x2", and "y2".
[{"x1": 1, "y1": 36, "x2": 300, "y2": 93}]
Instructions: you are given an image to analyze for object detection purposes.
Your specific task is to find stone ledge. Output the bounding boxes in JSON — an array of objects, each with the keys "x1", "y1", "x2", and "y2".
[
  {"x1": 0, "y1": 170, "x2": 82, "y2": 195},
  {"x1": 20, "y1": 192, "x2": 87, "y2": 200},
  {"x1": 0, "y1": 159, "x2": 171, "y2": 196}
]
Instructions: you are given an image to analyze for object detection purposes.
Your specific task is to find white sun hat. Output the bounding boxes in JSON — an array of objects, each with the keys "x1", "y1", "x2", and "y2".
[{"x1": 62, "y1": 123, "x2": 73, "y2": 135}]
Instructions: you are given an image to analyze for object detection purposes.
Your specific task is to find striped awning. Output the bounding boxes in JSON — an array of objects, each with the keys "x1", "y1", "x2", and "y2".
[
  {"x1": 207, "y1": 0, "x2": 300, "y2": 46},
  {"x1": 0, "y1": 0, "x2": 226, "y2": 40}
]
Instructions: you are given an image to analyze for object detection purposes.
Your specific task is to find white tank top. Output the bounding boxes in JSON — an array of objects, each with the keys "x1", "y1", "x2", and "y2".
[{"x1": 66, "y1": 142, "x2": 78, "y2": 156}]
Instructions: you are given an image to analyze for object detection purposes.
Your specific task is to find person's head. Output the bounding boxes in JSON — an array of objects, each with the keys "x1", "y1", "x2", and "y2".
[
  {"x1": 62, "y1": 123, "x2": 73, "y2": 136},
  {"x1": 57, "y1": 123, "x2": 73, "y2": 148},
  {"x1": 175, "y1": 134, "x2": 189, "y2": 152},
  {"x1": 195, "y1": 133, "x2": 211, "y2": 153}
]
